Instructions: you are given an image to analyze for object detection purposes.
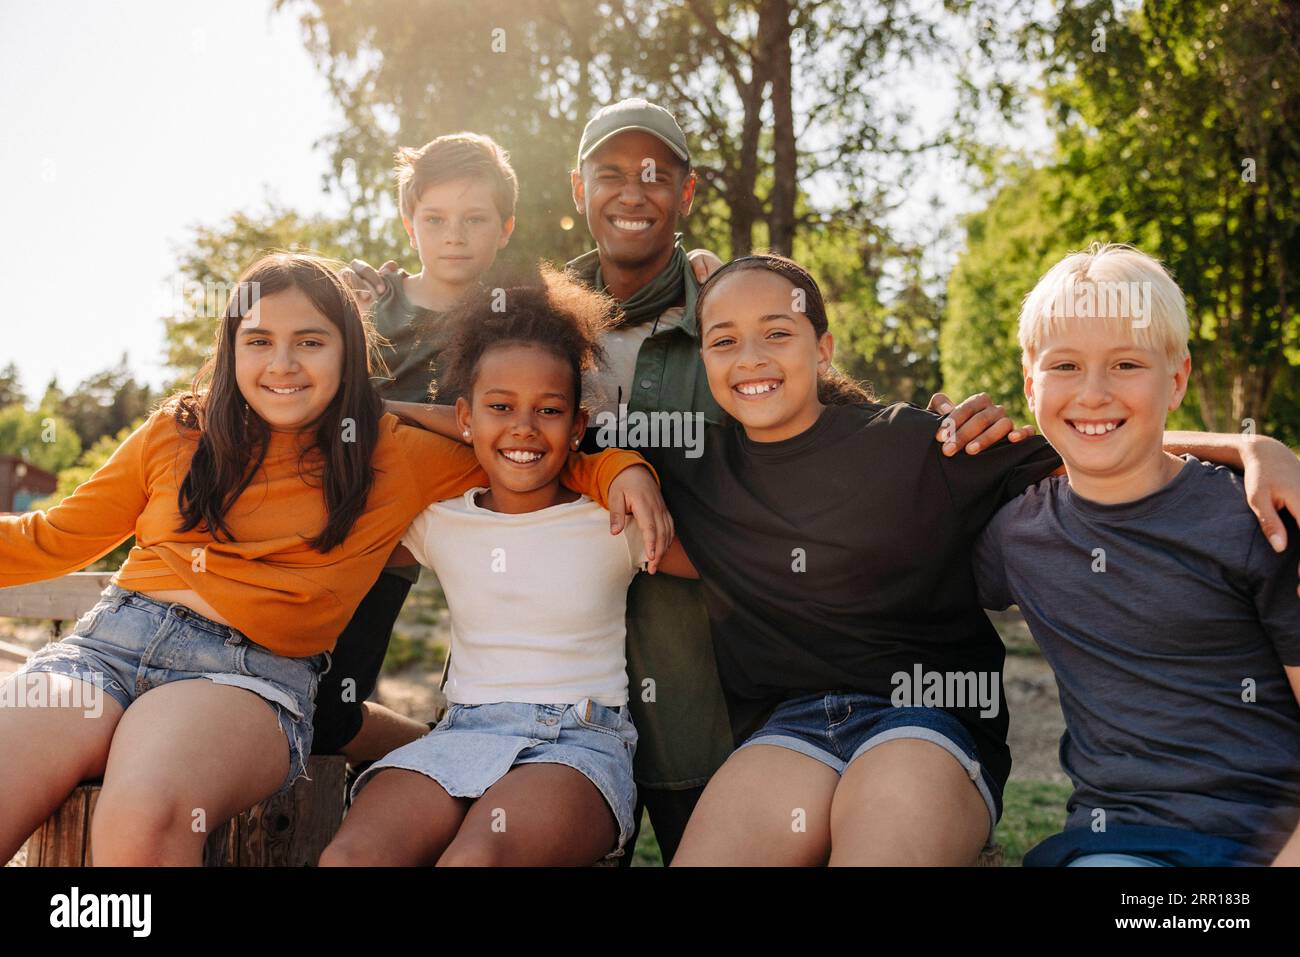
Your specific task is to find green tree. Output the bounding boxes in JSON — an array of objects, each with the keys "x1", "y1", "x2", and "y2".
[
  {"x1": 32, "y1": 421, "x2": 142, "y2": 570},
  {"x1": 942, "y1": 165, "x2": 1075, "y2": 424},
  {"x1": 0, "y1": 363, "x2": 25, "y2": 409},
  {"x1": 945, "y1": 0, "x2": 1299, "y2": 443},
  {"x1": 274, "y1": 0, "x2": 963, "y2": 406},
  {"x1": 1032, "y1": 0, "x2": 1298, "y2": 437},
  {"x1": 161, "y1": 206, "x2": 366, "y2": 386},
  {"x1": 278, "y1": 0, "x2": 960, "y2": 260},
  {"x1": 277, "y1": 0, "x2": 651, "y2": 267},
  {"x1": 944, "y1": 161, "x2": 1210, "y2": 433},
  {"x1": 53, "y1": 355, "x2": 155, "y2": 451},
  {"x1": 798, "y1": 216, "x2": 942, "y2": 405},
  {"x1": 0, "y1": 406, "x2": 82, "y2": 474}
]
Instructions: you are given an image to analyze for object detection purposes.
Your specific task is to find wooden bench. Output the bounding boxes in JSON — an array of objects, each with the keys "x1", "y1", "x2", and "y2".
[
  {"x1": 1, "y1": 573, "x2": 347, "y2": 866},
  {"x1": 24, "y1": 759, "x2": 347, "y2": 866}
]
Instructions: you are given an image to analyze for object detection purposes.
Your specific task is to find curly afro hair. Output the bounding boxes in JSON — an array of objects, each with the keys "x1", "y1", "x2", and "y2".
[{"x1": 434, "y1": 264, "x2": 613, "y2": 411}]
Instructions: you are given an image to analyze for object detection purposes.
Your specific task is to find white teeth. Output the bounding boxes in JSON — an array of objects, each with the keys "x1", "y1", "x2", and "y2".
[
  {"x1": 266, "y1": 386, "x2": 305, "y2": 394},
  {"x1": 612, "y1": 218, "x2": 651, "y2": 231},
  {"x1": 1071, "y1": 420, "x2": 1120, "y2": 435},
  {"x1": 501, "y1": 450, "x2": 543, "y2": 464},
  {"x1": 737, "y1": 381, "x2": 779, "y2": 396}
]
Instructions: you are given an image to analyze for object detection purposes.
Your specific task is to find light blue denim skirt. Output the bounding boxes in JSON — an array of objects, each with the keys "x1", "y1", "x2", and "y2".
[
  {"x1": 352, "y1": 697, "x2": 639, "y2": 858},
  {"x1": 12, "y1": 583, "x2": 328, "y2": 797}
]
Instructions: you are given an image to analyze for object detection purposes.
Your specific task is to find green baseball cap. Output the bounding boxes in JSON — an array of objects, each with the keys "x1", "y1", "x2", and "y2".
[{"x1": 577, "y1": 98, "x2": 690, "y2": 168}]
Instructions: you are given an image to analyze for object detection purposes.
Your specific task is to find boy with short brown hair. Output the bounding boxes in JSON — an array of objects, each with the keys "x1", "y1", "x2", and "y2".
[{"x1": 313, "y1": 132, "x2": 517, "y2": 762}]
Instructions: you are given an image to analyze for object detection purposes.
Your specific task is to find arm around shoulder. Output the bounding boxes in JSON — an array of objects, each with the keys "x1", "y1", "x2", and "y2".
[
  {"x1": 384, "y1": 400, "x2": 461, "y2": 441},
  {"x1": 388, "y1": 414, "x2": 490, "y2": 508},
  {"x1": 561, "y1": 448, "x2": 658, "y2": 510}
]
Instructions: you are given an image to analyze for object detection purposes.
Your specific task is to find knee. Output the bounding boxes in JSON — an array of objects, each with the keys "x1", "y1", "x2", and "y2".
[
  {"x1": 318, "y1": 836, "x2": 391, "y2": 868},
  {"x1": 90, "y1": 787, "x2": 197, "y2": 864},
  {"x1": 436, "y1": 836, "x2": 508, "y2": 867}
]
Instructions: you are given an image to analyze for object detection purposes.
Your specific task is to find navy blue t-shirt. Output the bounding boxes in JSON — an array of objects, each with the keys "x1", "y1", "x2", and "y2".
[{"x1": 975, "y1": 456, "x2": 1300, "y2": 861}]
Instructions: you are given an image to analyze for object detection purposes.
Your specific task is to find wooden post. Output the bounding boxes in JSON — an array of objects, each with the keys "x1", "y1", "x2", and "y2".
[
  {"x1": 5, "y1": 575, "x2": 350, "y2": 867},
  {"x1": 24, "y1": 788, "x2": 96, "y2": 867},
  {"x1": 207, "y1": 756, "x2": 349, "y2": 867},
  {"x1": 23, "y1": 755, "x2": 348, "y2": 867},
  {"x1": 976, "y1": 845, "x2": 1004, "y2": 867}
]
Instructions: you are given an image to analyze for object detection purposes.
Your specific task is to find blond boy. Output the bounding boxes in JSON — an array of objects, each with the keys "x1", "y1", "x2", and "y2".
[{"x1": 975, "y1": 243, "x2": 1300, "y2": 866}]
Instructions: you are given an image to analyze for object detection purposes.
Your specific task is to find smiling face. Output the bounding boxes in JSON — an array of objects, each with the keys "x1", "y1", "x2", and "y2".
[
  {"x1": 1026, "y1": 318, "x2": 1190, "y2": 500},
  {"x1": 571, "y1": 131, "x2": 694, "y2": 275},
  {"x1": 403, "y1": 177, "x2": 514, "y2": 287},
  {"x1": 455, "y1": 343, "x2": 588, "y2": 513},
  {"x1": 699, "y1": 269, "x2": 833, "y2": 443},
  {"x1": 234, "y1": 286, "x2": 345, "y2": 432}
]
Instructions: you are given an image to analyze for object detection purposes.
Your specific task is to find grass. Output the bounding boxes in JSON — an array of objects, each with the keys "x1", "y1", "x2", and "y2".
[
  {"x1": 631, "y1": 810, "x2": 663, "y2": 867},
  {"x1": 380, "y1": 629, "x2": 445, "y2": 671},
  {"x1": 628, "y1": 779, "x2": 1073, "y2": 866},
  {"x1": 987, "y1": 607, "x2": 1043, "y2": 658},
  {"x1": 995, "y1": 779, "x2": 1072, "y2": 865},
  {"x1": 381, "y1": 575, "x2": 450, "y2": 672}
]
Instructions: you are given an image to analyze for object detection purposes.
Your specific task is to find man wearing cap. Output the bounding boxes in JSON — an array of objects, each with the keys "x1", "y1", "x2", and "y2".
[
  {"x1": 343, "y1": 99, "x2": 1027, "y2": 865},
  {"x1": 567, "y1": 98, "x2": 735, "y2": 865},
  {"x1": 338, "y1": 100, "x2": 733, "y2": 863}
]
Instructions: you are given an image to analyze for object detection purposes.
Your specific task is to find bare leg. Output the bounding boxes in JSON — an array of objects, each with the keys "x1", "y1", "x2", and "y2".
[
  {"x1": 438, "y1": 764, "x2": 619, "y2": 867},
  {"x1": 0, "y1": 672, "x2": 125, "y2": 861},
  {"x1": 320, "y1": 768, "x2": 471, "y2": 866},
  {"x1": 90, "y1": 679, "x2": 291, "y2": 865},
  {"x1": 340, "y1": 701, "x2": 430, "y2": 763},
  {"x1": 827, "y1": 739, "x2": 989, "y2": 866},
  {"x1": 672, "y1": 744, "x2": 839, "y2": 866}
]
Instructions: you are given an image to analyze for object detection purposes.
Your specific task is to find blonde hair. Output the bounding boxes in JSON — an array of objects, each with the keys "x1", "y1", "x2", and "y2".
[
  {"x1": 394, "y1": 132, "x2": 519, "y2": 223},
  {"x1": 1019, "y1": 242, "x2": 1190, "y2": 367}
]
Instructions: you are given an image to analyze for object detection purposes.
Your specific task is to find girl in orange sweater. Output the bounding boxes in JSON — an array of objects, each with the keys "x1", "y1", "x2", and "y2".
[{"x1": 0, "y1": 254, "x2": 660, "y2": 865}]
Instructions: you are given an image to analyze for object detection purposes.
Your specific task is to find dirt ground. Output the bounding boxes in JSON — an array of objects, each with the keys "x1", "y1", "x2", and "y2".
[
  {"x1": 999, "y1": 643, "x2": 1069, "y2": 783},
  {"x1": 1, "y1": 598, "x2": 1068, "y2": 866}
]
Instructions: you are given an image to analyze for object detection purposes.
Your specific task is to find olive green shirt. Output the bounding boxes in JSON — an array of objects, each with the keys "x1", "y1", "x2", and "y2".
[
  {"x1": 568, "y1": 247, "x2": 734, "y2": 790},
  {"x1": 370, "y1": 271, "x2": 453, "y2": 405}
]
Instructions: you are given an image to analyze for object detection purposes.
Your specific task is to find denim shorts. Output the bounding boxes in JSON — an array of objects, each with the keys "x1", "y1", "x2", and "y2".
[
  {"x1": 353, "y1": 698, "x2": 639, "y2": 859},
  {"x1": 12, "y1": 583, "x2": 329, "y2": 797},
  {"x1": 737, "y1": 691, "x2": 1001, "y2": 841},
  {"x1": 1025, "y1": 824, "x2": 1260, "y2": 867}
]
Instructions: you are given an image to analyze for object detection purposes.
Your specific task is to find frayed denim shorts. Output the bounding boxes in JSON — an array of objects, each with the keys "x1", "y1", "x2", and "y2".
[
  {"x1": 12, "y1": 583, "x2": 329, "y2": 797},
  {"x1": 353, "y1": 698, "x2": 639, "y2": 859},
  {"x1": 737, "y1": 691, "x2": 1001, "y2": 841}
]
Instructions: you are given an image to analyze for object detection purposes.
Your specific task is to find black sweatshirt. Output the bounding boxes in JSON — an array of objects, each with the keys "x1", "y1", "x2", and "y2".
[{"x1": 647, "y1": 401, "x2": 1062, "y2": 793}]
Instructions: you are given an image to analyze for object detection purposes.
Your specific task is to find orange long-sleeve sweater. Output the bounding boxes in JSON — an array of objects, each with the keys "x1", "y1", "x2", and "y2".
[{"x1": 0, "y1": 407, "x2": 648, "y2": 656}]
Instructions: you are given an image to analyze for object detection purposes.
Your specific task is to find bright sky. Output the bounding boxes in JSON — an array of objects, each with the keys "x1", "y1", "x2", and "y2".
[
  {"x1": 0, "y1": 0, "x2": 345, "y2": 398},
  {"x1": 0, "y1": 1, "x2": 1048, "y2": 402}
]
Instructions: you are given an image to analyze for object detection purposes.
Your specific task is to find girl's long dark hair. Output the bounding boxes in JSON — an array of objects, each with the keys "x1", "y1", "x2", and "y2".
[
  {"x1": 172, "y1": 253, "x2": 383, "y2": 553},
  {"x1": 695, "y1": 253, "x2": 877, "y2": 406}
]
